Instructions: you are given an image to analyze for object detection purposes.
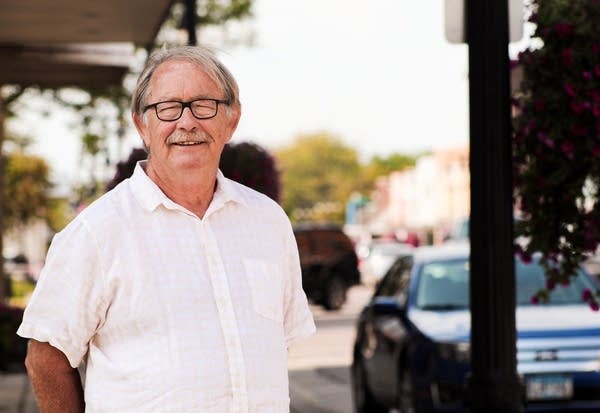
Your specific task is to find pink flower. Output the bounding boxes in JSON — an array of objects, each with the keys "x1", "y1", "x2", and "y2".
[
  {"x1": 546, "y1": 279, "x2": 556, "y2": 291},
  {"x1": 537, "y1": 132, "x2": 554, "y2": 148},
  {"x1": 535, "y1": 98, "x2": 545, "y2": 111},
  {"x1": 590, "y1": 301, "x2": 599, "y2": 312},
  {"x1": 560, "y1": 141, "x2": 575, "y2": 159},
  {"x1": 571, "y1": 125, "x2": 588, "y2": 137},
  {"x1": 571, "y1": 101, "x2": 586, "y2": 114},
  {"x1": 582, "y1": 289, "x2": 593, "y2": 301},
  {"x1": 554, "y1": 23, "x2": 574, "y2": 38},
  {"x1": 531, "y1": 295, "x2": 539, "y2": 305},
  {"x1": 564, "y1": 82, "x2": 577, "y2": 97},
  {"x1": 582, "y1": 71, "x2": 593, "y2": 81},
  {"x1": 593, "y1": 103, "x2": 600, "y2": 117},
  {"x1": 561, "y1": 48, "x2": 574, "y2": 67}
]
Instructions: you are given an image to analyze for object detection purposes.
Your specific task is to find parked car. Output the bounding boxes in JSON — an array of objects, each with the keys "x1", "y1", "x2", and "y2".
[
  {"x1": 351, "y1": 242, "x2": 600, "y2": 412},
  {"x1": 294, "y1": 223, "x2": 361, "y2": 310},
  {"x1": 359, "y1": 240, "x2": 414, "y2": 286}
]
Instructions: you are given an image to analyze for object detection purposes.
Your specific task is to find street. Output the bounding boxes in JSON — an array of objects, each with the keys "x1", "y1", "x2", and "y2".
[{"x1": 288, "y1": 284, "x2": 374, "y2": 413}]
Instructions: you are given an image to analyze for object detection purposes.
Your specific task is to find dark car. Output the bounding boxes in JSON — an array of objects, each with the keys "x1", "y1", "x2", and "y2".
[
  {"x1": 294, "y1": 224, "x2": 361, "y2": 310},
  {"x1": 351, "y1": 242, "x2": 600, "y2": 413}
]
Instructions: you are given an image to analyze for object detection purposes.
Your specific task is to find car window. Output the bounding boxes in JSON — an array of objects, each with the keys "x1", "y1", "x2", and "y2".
[
  {"x1": 516, "y1": 259, "x2": 595, "y2": 305},
  {"x1": 376, "y1": 256, "x2": 413, "y2": 305},
  {"x1": 416, "y1": 259, "x2": 469, "y2": 310}
]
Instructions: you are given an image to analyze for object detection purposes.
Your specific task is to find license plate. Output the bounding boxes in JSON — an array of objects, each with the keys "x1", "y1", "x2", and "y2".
[{"x1": 526, "y1": 375, "x2": 573, "y2": 400}]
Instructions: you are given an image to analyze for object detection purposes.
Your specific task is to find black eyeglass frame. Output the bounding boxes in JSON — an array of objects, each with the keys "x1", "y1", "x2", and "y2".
[{"x1": 143, "y1": 98, "x2": 230, "y2": 121}]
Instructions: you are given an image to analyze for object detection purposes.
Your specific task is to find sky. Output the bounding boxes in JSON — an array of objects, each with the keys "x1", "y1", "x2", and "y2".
[{"x1": 10, "y1": 0, "x2": 531, "y2": 187}]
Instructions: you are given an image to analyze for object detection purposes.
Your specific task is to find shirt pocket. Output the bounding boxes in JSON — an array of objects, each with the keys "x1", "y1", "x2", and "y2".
[{"x1": 243, "y1": 258, "x2": 283, "y2": 323}]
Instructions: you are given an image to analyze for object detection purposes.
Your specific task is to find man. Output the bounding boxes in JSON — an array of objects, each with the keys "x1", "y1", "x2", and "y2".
[{"x1": 18, "y1": 46, "x2": 316, "y2": 412}]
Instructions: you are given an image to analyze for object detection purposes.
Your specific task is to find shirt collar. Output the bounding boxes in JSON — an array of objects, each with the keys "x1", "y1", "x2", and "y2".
[{"x1": 129, "y1": 161, "x2": 248, "y2": 213}]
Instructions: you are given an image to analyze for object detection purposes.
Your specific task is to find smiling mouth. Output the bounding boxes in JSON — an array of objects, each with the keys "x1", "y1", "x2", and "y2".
[{"x1": 171, "y1": 141, "x2": 206, "y2": 146}]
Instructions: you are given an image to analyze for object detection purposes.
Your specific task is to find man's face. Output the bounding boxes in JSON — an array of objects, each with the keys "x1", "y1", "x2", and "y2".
[{"x1": 133, "y1": 59, "x2": 240, "y2": 178}]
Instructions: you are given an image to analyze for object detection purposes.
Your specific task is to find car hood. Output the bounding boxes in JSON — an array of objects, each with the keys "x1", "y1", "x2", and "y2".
[{"x1": 409, "y1": 304, "x2": 600, "y2": 342}]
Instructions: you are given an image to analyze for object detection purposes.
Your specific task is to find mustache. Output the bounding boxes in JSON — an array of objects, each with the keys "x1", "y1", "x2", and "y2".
[{"x1": 165, "y1": 131, "x2": 211, "y2": 145}]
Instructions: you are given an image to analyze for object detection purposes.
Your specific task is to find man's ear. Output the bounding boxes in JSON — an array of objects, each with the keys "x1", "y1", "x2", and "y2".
[
  {"x1": 225, "y1": 105, "x2": 241, "y2": 143},
  {"x1": 132, "y1": 112, "x2": 150, "y2": 148}
]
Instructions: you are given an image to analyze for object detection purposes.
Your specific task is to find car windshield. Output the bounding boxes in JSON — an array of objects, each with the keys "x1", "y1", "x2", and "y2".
[
  {"x1": 515, "y1": 259, "x2": 594, "y2": 306},
  {"x1": 416, "y1": 259, "x2": 470, "y2": 310},
  {"x1": 415, "y1": 257, "x2": 595, "y2": 310}
]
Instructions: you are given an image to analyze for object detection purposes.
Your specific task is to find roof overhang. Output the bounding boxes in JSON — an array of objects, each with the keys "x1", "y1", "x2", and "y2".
[{"x1": 0, "y1": 0, "x2": 174, "y2": 88}]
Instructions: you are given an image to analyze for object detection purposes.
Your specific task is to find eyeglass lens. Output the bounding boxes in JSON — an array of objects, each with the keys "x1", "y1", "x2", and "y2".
[{"x1": 156, "y1": 100, "x2": 218, "y2": 120}]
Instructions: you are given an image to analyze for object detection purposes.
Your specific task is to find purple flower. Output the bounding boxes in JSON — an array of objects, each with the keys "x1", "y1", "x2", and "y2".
[
  {"x1": 583, "y1": 289, "x2": 594, "y2": 301},
  {"x1": 537, "y1": 132, "x2": 554, "y2": 148},
  {"x1": 535, "y1": 98, "x2": 545, "y2": 111},
  {"x1": 582, "y1": 71, "x2": 593, "y2": 81},
  {"x1": 561, "y1": 48, "x2": 574, "y2": 67},
  {"x1": 554, "y1": 23, "x2": 574, "y2": 38},
  {"x1": 560, "y1": 141, "x2": 575, "y2": 159},
  {"x1": 571, "y1": 125, "x2": 588, "y2": 137},
  {"x1": 593, "y1": 103, "x2": 600, "y2": 118},
  {"x1": 546, "y1": 279, "x2": 556, "y2": 291},
  {"x1": 531, "y1": 295, "x2": 539, "y2": 305},
  {"x1": 570, "y1": 101, "x2": 586, "y2": 114},
  {"x1": 591, "y1": 301, "x2": 599, "y2": 312},
  {"x1": 564, "y1": 82, "x2": 577, "y2": 97}
]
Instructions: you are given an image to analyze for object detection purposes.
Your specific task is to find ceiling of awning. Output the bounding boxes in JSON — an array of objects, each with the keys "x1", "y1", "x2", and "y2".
[{"x1": 0, "y1": 0, "x2": 175, "y2": 88}]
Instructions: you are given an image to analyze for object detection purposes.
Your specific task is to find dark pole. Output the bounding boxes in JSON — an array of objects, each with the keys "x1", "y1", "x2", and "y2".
[
  {"x1": 0, "y1": 94, "x2": 7, "y2": 302},
  {"x1": 184, "y1": 0, "x2": 197, "y2": 46},
  {"x1": 466, "y1": 0, "x2": 521, "y2": 412}
]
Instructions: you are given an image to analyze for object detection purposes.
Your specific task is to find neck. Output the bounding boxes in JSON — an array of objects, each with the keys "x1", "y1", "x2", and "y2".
[{"x1": 144, "y1": 161, "x2": 217, "y2": 218}]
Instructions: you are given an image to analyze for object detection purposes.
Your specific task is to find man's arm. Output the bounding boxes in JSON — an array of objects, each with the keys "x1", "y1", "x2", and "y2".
[{"x1": 25, "y1": 339, "x2": 85, "y2": 413}]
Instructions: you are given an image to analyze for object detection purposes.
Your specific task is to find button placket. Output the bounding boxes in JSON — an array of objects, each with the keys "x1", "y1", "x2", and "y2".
[{"x1": 202, "y1": 222, "x2": 249, "y2": 413}]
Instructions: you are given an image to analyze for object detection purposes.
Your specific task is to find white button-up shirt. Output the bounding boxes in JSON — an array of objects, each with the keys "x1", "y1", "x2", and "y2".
[{"x1": 18, "y1": 162, "x2": 316, "y2": 412}]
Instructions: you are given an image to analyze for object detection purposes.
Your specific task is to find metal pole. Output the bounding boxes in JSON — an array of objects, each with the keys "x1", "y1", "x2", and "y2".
[{"x1": 466, "y1": 0, "x2": 521, "y2": 411}]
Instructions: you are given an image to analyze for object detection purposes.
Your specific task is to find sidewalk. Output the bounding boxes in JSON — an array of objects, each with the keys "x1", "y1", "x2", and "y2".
[{"x1": 0, "y1": 372, "x2": 38, "y2": 413}]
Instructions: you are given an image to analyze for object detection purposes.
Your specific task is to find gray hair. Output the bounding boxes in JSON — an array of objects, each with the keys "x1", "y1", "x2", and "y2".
[{"x1": 131, "y1": 45, "x2": 240, "y2": 116}]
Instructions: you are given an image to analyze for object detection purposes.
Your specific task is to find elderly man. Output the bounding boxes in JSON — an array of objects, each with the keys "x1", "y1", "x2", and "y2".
[{"x1": 18, "y1": 46, "x2": 316, "y2": 412}]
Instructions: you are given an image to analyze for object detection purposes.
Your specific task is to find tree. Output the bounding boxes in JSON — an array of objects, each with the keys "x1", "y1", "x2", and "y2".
[
  {"x1": 3, "y1": 153, "x2": 51, "y2": 231},
  {"x1": 360, "y1": 153, "x2": 417, "y2": 192},
  {"x1": 275, "y1": 132, "x2": 362, "y2": 223},
  {"x1": 105, "y1": 141, "x2": 280, "y2": 202},
  {"x1": 219, "y1": 141, "x2": 280, "y2": 202},
  {"x1": 512, "y1": 0, "x2": 600, "y2": 307}
]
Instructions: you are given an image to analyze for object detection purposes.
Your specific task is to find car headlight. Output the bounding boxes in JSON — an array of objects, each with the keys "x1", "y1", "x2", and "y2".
[{"x1": 437, "y1": 341, "x2": 470, "y2": 363}]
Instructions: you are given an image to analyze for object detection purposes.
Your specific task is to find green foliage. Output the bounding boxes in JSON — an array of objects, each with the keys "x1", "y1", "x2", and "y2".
[
  {"x1": 361, "y1": 153, "x2": 416, "y2": 191},
  {"x1": 3, "y1": 152, "x2": 52, "y2": 230},
  {"x1": 512, "y1": 0, "x2": 600, "y2": 307},
  {"x1": 197, "y1": 0, "x2": 253, "y2": 25},
  {"x1": 275, "y1": 132, "x2": 362, "y2": 223}
]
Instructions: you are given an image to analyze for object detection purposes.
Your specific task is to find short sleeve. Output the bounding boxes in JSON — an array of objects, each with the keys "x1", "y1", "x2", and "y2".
[{"x1": 17, "y1": 218, "x2": 109, "y2": 368}]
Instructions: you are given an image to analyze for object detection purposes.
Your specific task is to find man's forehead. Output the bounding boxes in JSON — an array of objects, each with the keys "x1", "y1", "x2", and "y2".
[{"x1": 149, "y1": 59, "x2": 221, "y2": 97}]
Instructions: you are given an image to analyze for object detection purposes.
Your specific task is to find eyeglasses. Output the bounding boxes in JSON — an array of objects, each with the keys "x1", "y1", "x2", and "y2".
[{"x1": 143, "y1": 98, "x2": 230, "y2": 121}]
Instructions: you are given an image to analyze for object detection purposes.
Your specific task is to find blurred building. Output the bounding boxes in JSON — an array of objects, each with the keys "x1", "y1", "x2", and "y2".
[{"x1": 362, "y1": 144, "x2": 470, "y2": 243}]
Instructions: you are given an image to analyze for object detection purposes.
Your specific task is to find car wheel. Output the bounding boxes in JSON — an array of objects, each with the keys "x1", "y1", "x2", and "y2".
[
  {"x1": 323, "y1": 276, "x2": 346, "y2": 310},
  {"x1": 351, "y1": 360, "x2": 388, "y2": 413},
  {"x1": 397, "y1": 369, "x2": 417, "y2": 413}
]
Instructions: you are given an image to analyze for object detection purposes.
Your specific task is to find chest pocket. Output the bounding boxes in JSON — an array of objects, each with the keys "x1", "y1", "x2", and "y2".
[{"x1": 244, "y1": 258, "x2": 283, "y2": 323}]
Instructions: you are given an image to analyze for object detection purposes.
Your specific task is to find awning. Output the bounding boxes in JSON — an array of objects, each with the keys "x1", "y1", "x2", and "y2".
[{"x1": 0, "y1": 0, "x2": 175, "y2": 88}]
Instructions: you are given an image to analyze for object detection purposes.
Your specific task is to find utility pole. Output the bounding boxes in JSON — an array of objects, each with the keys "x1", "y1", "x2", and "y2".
[{"x1": 466, "y1": 0, "x2": 522, "y2": 411}]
